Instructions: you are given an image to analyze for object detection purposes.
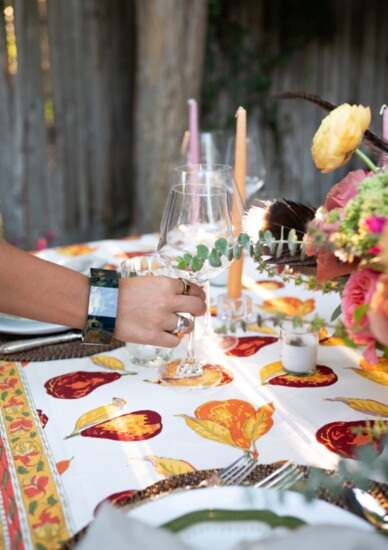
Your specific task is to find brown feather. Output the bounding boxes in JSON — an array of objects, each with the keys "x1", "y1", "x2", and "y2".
[
  {"x1": 274, "y1": 91, "x2": 388, "y2": 154},
  {"x1": 256, "y1": 199, "x2": 317, "y2": 267}
]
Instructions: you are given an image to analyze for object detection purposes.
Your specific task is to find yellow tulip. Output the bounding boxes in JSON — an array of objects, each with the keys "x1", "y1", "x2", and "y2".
[{"x1": 311, "y1": 103, "x2": 371, "y2": 173}]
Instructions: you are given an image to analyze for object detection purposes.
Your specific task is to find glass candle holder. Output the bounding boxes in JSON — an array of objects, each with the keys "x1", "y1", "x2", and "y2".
[
  {"x1": 280, "y1": 321, "x2": 319, "y2": 376},
  {"x1": 216, "y1": 293, "x2": 254, "y2": 327}
]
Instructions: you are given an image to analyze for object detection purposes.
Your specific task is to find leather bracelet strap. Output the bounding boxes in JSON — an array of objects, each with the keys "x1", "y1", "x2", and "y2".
[{"x1": 82, "y1": 268, "x2": 119, "y2": 345}]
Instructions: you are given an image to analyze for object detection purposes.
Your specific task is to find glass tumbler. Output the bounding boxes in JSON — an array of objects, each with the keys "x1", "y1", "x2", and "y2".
[{"x1": 120, "y1": 254, "x2": 173, "y2": 367}]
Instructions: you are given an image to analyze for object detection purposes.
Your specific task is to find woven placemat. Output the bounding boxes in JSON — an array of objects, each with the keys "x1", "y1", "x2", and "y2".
[
  {"x1": 61, "y1": 463, "x2": 388, "y2": 549},
  {"x1": 0, "y1": 333, "x2": 125, "y2": 362}
]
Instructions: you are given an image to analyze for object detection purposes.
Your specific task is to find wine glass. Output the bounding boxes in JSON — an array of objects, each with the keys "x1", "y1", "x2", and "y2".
[
  {"x1": 172, "y1": 164, "x2": 244, "y2": 352},
  {"x1": 157, "y1": 170, "x2": 235, "y2": 389},
  {"x1": 179, "y1": 130, "x2": 226, "y2": 168},
  {"x1": 225, "y1": 134, "x2": 266, "y2": 204}
]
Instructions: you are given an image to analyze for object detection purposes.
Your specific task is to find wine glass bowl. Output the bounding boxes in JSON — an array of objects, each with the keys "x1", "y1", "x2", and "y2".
[
  {"x1": 166, "y1": 164, "x2": 243, "y2": 354},
  {"x1": 157, "y1": 170, "x2": 235, "y2": 389}
]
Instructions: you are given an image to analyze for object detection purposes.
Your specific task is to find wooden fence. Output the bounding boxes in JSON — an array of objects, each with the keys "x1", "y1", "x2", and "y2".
[{"x1": 0, "y1": 0, "x2": 387, "y2": 248}]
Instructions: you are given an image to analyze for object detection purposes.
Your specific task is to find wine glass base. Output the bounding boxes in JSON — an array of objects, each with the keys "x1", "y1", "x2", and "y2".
[{"x1": 158, "y1": 359, "x2": 223, "y2": 391}]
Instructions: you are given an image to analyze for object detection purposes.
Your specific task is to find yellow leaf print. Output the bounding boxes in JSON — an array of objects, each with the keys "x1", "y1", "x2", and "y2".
[
  {"x1": 243, "y1": 403, "x2": 275, "y2": 441},
  {"x1": 177, "y1": 415, "x2": 236, "y2": 447},
  {"x1": 325, "y1": 397, "x2": 388, "y2": 417},
  {"x1": 143, "y1": 455, "x2": 196, "y2": 476},
  {"x1": 320, "y1": 335, "x2": 346, "y2": 346},
  {"x1": 258, "y1": 297, "x2": 315, "y2": 317},
  {"x1": 246, "y1": 324, "x2": 278, "y2": 335},
  {"x1": 359, "y1": 357, "x2": 388, "y2": 372},
  {"x1": 91, "y1": 355, "x2": 127, "y2": 372},
  {"x1": 260, "y1": 361, "x2": 285, "y2": 384},
  {"x1": 65, "y1": 397, "x2": 127, "y2": 439},
  {"x1": 347, "y1": 368, "x2": 388, "y2": 386}
]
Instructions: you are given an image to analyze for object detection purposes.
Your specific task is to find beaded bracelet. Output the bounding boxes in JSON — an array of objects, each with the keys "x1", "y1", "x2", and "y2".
[{"x1": 82, "y1": 268, "x2": 120, "y2": 345}]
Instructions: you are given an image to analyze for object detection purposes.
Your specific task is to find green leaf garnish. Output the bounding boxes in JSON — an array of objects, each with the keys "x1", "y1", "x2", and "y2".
[
  {"x1": 196, "y1": 245, "x2": 209, "y2": 260},
  {"x1": 209, "y1": 249, "x2": 222, "y2": 267}
]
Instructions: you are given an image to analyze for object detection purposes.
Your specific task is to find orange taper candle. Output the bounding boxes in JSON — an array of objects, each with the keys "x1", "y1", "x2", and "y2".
[{"x1": 227, "y1": 107, "x2": 246, "y2": 299}]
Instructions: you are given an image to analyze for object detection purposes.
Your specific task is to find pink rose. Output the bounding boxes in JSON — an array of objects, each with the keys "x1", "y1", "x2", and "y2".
[
  {"x1": 363, "y1": 216, "x2": 387, "y2": 234},
  {"x1": 342, "y1": 269, "x2": 381, "y2": 363},
  {"x1": 367, "y1": 273, "x2": 388, "y2": 346},
  {"x1": 308, "y1": 170, "x2": 368, "y2": 281},
  {"x1": 324, "y1": 169, "x2": 368, "y2": 211}
]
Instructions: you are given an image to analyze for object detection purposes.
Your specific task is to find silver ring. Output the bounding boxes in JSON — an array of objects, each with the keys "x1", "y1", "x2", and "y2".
[{"x1": 170, "y1": 314, "x2": 191, "y2": 335}]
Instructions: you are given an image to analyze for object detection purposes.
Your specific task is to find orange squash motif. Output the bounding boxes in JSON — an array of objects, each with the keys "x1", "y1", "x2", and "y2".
[
  {"x1": 179, "y1": 399, "x2": 274, "y2": 460},
  {"x1": 258, "y1": 297, "x2": 315, "y2": 317}
]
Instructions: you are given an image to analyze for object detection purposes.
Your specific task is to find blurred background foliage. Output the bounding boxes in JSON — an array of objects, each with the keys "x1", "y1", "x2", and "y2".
[{"x1": 0, "y1": 0, "x2": 387, "y2": 248}]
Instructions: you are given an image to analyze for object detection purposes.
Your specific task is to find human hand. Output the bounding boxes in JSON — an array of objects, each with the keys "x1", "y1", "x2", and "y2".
[{"x1": 114, "y1": 276, "x2": 206, "y2": 347}]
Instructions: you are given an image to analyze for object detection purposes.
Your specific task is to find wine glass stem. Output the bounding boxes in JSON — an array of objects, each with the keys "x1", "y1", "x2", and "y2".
[
  {"x1": 204, "y1": 280, "x2": 212, "y2": 333},
  {"x1": 186, "y1": 315, "x2": 196, "y2": 364}
]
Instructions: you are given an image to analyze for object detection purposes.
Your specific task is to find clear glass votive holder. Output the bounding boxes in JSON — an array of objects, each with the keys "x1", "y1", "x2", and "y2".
[
  {"x1": 216, "y1": 293, "x2": 253, "y2": 327},
  {"x1": 280, "y1": 321, "x2": 319, "y2": 376},
  {"x1": 121, "y1": 254, "x2": 173, "y2": 368}
]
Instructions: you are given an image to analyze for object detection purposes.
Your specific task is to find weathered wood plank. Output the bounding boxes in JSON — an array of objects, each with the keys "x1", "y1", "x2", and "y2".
[{"x1": 134, "y1": 0, "x2": 208, "y2": 233}]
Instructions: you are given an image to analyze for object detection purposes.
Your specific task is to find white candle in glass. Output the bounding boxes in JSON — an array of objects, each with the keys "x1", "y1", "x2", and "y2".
[{"x1": 280, "y1": 322, "x2": 318, "y2": 375}]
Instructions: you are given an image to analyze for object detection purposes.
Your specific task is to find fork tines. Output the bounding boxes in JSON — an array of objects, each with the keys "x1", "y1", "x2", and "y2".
[
  {"x1": 220, "y1": 454, "x2": 257, "y2": 486},
  {"x1": 254, "y1": 460, "x2": 304, "y2": 490}
]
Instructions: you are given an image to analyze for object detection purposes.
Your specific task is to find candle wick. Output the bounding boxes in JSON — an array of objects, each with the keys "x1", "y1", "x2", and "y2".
[{"x1": 289, "y1": 337, "x2": 305, "y2": 346}]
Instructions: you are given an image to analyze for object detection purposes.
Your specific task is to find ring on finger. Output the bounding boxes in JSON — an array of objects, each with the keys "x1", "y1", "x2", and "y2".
[
  {"x1": 170, "y1": 314, "x2": 191, "y2": 335},
  {"x1": 179, "y1": 278, "x2": 191, "y2": 296}
]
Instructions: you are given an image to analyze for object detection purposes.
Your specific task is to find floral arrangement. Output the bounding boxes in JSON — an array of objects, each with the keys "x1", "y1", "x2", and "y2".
[{"x1": 245, "y1": 101, "x2": 388, "y2": 364}]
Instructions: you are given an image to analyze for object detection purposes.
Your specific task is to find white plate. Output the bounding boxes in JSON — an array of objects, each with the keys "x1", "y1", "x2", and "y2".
[
  {"x1": 0, "y1": 315, "x2": 68, "y2": 335},
  {"x1": 128, "y1": 487, "x2": 371, "y2": 550}
]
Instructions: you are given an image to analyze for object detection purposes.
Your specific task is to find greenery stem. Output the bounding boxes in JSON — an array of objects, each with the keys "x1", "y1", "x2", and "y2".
[{"x1": 355, "y1": 148, "x2": 378, "y2": 172}]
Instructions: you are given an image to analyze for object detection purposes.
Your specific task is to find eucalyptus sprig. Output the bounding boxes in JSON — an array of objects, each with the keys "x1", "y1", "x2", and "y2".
[{"x1": 173, "y1": 227, "x2": 347, "y2": 295}]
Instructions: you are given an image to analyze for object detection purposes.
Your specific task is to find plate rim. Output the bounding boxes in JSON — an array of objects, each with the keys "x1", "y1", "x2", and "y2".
[
  {"x1": 128, "y1": 486, "x2": 371, "y2": 532},
  {"x1": 0, "y1": 316, "x2": 69, "y2": 336}
]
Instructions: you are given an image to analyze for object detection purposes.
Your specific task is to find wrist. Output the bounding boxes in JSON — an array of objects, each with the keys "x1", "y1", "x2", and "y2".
[{"x1": 83, "y1": 269, "x2": 120, "y2": 344}]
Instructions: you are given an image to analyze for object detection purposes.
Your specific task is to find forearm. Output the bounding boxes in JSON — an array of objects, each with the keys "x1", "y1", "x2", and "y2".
[{"x1": 0, "y1": 240, "x2": 89, "y2": 329}]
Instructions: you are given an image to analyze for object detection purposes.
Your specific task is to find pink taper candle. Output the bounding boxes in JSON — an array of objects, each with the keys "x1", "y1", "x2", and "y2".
[
  {"x1": 188, "y1": 98, "x2": 200, "y2": 164},
  {"x1": 227, "y1": 107, "x2": 247, "y2": 300}
]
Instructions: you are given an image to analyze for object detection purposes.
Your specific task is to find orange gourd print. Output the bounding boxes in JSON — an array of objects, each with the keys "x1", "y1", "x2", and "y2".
[
  {"x1": 151, "y1": 363, "x2": 233, "y2": 388},
  {"x1": 226, "y1": 336, "x2": 277, "y2": 357},
  {"x1": 258, "y1": 297, "x2": 315, "y2": 317},
  {"x1": 316, "y1": 420, "x2": 388, "y2": 460},
  {"x1": 178, "y1": 399, "x2": 274, "y2": 460},
  {"x1": 76, "y1": 410, "x2": 162, "y2": 442}
]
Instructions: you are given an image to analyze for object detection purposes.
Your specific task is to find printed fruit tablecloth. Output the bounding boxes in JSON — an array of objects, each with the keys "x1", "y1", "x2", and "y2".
[{"x1": 0, "y1": 235, "x2": 387, "y2": 549}]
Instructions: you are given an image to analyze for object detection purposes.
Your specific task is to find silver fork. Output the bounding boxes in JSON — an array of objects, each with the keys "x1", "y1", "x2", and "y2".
[
  {"x1": 197, "y1": 454, "x2": 257, "y2": 488},
  {"x1": 254, "y1": 460, "x2": 304, "y2": 490}
]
